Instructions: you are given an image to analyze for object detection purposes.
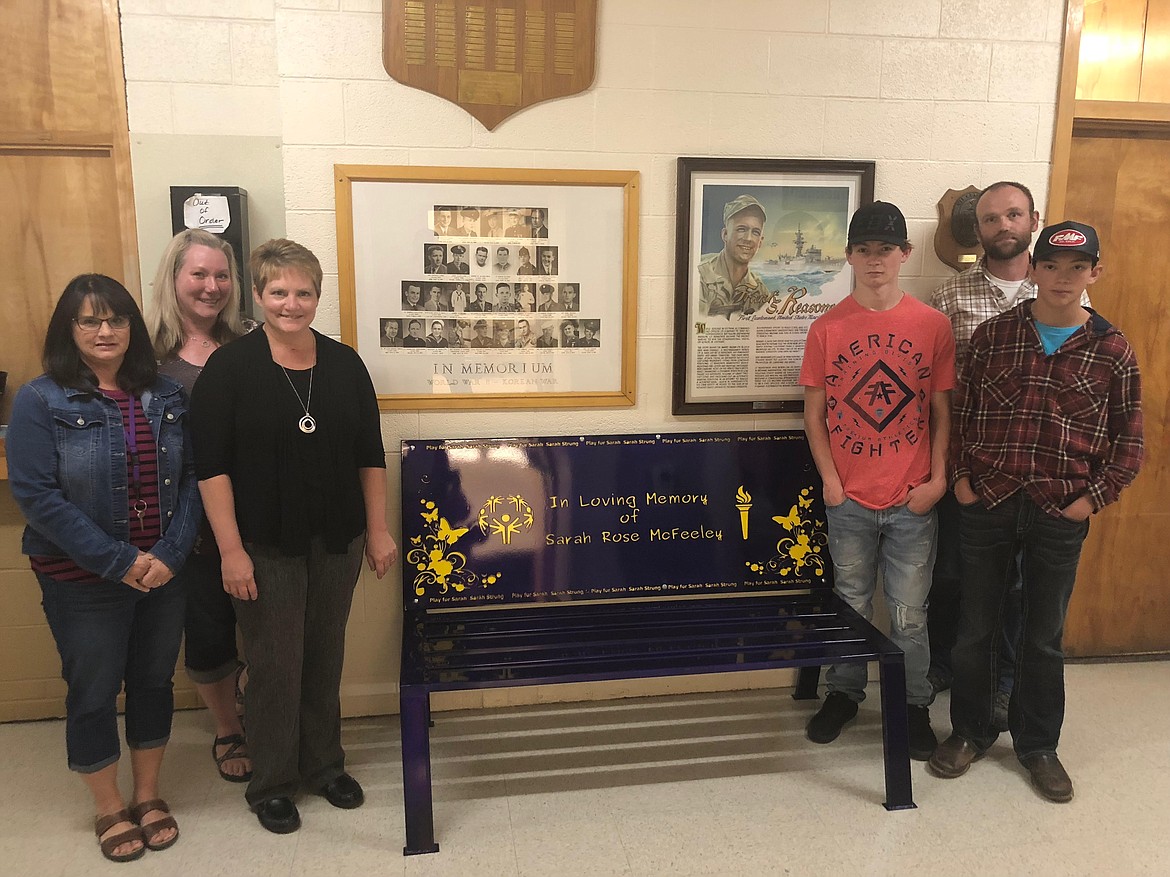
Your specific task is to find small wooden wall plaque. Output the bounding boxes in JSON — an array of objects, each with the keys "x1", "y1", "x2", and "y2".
[
  {"x1": 384, "y1": 0, "x2": 597, "y2": 130},
  {"x1": 934, "y1": 186, "x2": 983, "y2": 272}
]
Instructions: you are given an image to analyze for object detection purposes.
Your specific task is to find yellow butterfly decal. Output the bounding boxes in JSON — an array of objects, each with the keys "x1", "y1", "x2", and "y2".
[
  {"x1": 436, "y1": 517, "x2": 469, "y2": 544},
  {"x1": 772, "y1": 505, "x2": 801, "y2": 531},
  {"x1": 422, "y1": 507, "x2": 439, "y2": 524}
]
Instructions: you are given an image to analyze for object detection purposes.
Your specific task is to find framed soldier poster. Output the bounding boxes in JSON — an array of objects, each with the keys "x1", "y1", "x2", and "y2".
[
  {"x1": 336, "y1": 165, "x2": 638, "y2": 410},
  {"x1": 672, "y1": 157, "x2": 875, "y2": 416}
]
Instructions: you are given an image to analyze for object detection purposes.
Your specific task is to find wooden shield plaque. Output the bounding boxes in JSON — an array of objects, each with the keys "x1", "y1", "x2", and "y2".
[
  {"x1": 934, "y1": 185, "x2": 983, "y2": 272},
  {"x1": 384, "y1": 0, "x2": 597, "y2": 130}
]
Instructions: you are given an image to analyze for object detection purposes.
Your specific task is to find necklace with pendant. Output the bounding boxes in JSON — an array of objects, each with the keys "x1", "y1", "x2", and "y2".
[
  {"x1": 280, "y1": 364, "x2": 316, "y2": 434},
  {"x1": 187, "y1": 334, "x2": 212, "y2": 348}
]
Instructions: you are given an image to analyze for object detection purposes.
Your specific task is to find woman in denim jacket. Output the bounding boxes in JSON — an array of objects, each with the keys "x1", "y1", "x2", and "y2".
[{"x1": 7, "y1": 275, "x2": 201, "y2": 863}]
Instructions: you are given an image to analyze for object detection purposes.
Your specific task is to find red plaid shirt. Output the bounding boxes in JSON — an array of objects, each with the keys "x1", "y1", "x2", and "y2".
[{"x1": 954, "y1": 302, "x2": 1143, "y2": 517}]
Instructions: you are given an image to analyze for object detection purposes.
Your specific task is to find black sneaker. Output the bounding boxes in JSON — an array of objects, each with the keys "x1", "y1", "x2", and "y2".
[
  {"x1": 907, "y1": 704, "x2": 938, "y2": 761},
  {"x1": 806, "y1": 691, "x2": 859, "y2": 744}
]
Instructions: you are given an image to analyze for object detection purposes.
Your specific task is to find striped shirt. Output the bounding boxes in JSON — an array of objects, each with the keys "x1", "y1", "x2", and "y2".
[
  {"x1": 31, "y1": 390, "x2": 162, "y2": 582},
  {"x1": 953, "y1": 302, "x2": 1143, "y2": 518}
]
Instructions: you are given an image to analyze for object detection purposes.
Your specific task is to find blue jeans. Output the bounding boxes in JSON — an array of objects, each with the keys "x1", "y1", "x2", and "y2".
[
  {"x1": 38, "y1": 571, "x2": 187, "y2": 772},
  {"x1": 824, "y1": 498, "x2": 936, "y2": 706},
  {"x1": 950, "y1": 493, "x2": 1089, "y2": 758}
]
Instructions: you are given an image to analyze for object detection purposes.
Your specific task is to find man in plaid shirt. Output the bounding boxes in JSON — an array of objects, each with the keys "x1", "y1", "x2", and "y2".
[
  {"x1": 929, "y1": 220, "x2": 1143, "y2": 802},
  {"x1": 927, "y1": 182, "x2": 1092, "y2": 731}
]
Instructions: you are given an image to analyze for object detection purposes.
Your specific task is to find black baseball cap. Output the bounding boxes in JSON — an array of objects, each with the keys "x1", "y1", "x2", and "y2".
[
  {"x1": 1032, "y1": 220, "x2": 1100, "y2": 263},
  {"x1": 848, "y1": 201, "x2": 908, "y2": 246}
]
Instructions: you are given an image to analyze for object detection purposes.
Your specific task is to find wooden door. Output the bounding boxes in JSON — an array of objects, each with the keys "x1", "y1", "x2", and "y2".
[
  {"x1": 0, "y1": 0, "x2": 139, "y2": 424},
  {"x1": 0, "y1": 0, "x2": 140, "y2": 721},
  {"x1": 1063, "y1": 131, "x2": 1170, "y2": 655}
]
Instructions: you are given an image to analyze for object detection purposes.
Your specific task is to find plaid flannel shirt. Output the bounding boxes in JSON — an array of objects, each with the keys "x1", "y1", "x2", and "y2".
[
  {"x1": 953, "y1": 301, "x2": 1143, "y2": 517},
  {"x1": 930, "y1": 256, "x2": 1038, "y2": 373}
]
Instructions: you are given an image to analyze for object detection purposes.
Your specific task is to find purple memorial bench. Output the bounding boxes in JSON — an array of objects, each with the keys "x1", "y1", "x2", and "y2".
[{"x1": 398, "y1": 429, "x2": 914, "y2": 855}]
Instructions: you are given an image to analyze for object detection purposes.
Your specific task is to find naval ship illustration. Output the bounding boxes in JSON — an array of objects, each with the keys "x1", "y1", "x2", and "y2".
[{"x1": 766, "y1": 224, "x2": 846, "y2": 274}]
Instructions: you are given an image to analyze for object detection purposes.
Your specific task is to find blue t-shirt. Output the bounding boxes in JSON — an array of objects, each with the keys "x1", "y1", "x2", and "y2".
[{"x1": 1034, "y1": 319, "x2": 1080, "y2": 356}]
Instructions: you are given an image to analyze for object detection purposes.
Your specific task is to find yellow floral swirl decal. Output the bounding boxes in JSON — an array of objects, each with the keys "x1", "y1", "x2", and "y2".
[
  {"x1": 407, "y1": 499, "x2": 501, "y2": 597},
  {"x1": 745, "y1": 486, "x2": 827, "y2": 578}
]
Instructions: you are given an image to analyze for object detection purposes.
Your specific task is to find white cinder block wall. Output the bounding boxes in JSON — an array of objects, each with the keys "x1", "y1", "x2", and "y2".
[{"x1": 119, "y1": 0, "x2": 1067, "y2": 715}]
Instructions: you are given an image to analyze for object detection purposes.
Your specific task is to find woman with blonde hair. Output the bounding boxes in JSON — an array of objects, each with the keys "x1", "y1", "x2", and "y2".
[
  {"x1": 148, "y1": 229, "x2": 255, "y2": 784},
  {"x1": 148, "y1": 229, "x2": 249, "y2": 362}
]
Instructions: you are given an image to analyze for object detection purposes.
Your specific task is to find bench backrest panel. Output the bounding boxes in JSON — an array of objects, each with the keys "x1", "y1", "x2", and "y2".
[{"x1": 401, "y1": 430, "x2": 829, "y2": 611}]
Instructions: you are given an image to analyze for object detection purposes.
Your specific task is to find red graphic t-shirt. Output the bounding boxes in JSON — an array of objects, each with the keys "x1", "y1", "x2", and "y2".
[{"x1": 800, "y1": 294, "x2": 956, "y2": 510}]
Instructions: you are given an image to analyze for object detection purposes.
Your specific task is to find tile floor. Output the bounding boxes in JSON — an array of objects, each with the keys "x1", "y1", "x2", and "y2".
[{"x1": 1, "y1": 660, "x2": 1166, "y2": 876}]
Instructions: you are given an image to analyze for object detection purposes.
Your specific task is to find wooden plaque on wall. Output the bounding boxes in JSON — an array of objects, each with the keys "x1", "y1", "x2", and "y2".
[
  {"x1": 383, "y1": 0, "x2": 597, "y2": 130},
  {"x1": 933, "y1": 185, "x2": 982, "y2": 272}
]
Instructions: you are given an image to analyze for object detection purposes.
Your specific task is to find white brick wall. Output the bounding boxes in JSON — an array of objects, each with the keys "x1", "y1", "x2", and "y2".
[
  {"x1": 830, "y1": 0, "x2": 944, "y2": 38},
  {"x1": 940, "y1": 0, "x2": 1053, "y2": 41},
  {"x1": 121, "y1": 6, "x2": 281, "y2": 137},
  {"x1": 120, "y1": 0, "x2": 1067, "y2": 714},
  {"x1": 881, "y1": 41, "x2": 993, "y2": 102},
  {"x1": 768, "y1": 35, "x2": 883, "y2": 98}
]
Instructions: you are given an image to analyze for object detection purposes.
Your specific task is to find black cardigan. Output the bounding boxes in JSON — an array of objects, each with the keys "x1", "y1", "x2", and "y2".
[{"x1": 190, "y1": 327, "x2": 385, "y2": 556}]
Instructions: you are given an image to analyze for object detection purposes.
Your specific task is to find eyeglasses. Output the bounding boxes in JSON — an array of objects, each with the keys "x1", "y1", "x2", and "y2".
[{"x1": 74, "y1": 315, "x2": 132, "y2": 332}]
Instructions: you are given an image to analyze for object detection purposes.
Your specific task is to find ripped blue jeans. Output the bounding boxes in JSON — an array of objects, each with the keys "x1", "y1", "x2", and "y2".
[{"x1": 824, "y1": 498, "x2": 937, "y2": 706}]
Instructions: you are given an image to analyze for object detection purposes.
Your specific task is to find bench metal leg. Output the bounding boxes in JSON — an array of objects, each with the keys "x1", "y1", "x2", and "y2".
[
  {"x1": 793, "y1": 665, "x2": 820, "y2": 700},
  {"x1": 877, "y1": 653, "x2": 916, "y2": 811},
  {"x1": 401, "y1": 686, "x2": 440, "y2": 855}
]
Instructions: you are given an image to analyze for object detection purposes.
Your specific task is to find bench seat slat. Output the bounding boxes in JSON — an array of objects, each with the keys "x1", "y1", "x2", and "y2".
[
  {"x1": 417, "y1": 613, "x2": 858, "y2": 643},
  {"x1": 421, "y1": 626, "x2": 870, "y2": 664},
  {"x1": 419, "y1": 610, "x2": 843, "y2": 639},
  {"x1": 409, "y1": 643, "x2": 892, "y2": 690},
  {"x1": 419, "y1": 594, "x2": 834, "y2": 626},
  {"x1": 418, "y1": 603, "x2": 851, "y2": 640}
]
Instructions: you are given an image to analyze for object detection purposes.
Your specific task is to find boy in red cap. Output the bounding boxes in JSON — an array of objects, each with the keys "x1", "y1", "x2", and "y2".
[{"x1": 930, "y1": 220, "x2": 1143, "y2": 802}]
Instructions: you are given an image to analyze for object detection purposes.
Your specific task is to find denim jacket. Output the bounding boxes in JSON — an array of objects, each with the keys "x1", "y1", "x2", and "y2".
[{"x1": 7, "y1": 374, "x2": 202, "y2": 581}]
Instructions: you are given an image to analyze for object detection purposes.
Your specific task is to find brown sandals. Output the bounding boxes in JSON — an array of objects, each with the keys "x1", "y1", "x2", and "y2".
[
  {"x1": 129, "y1": 799, "x2": 180, "y2": 852},
  {"x1": 95, "y1": 810, "x2": 145, "y2": 863}
]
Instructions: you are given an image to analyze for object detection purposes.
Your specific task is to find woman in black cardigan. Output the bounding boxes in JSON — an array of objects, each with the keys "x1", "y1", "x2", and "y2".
[{"x1": 190, "y1": 239, "x2": 397, "y2": 834}]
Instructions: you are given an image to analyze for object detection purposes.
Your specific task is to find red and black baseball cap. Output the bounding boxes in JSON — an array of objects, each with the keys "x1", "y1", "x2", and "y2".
[{"x1": 1033, "y1": 220, "x2": 1100, "y2": 263}]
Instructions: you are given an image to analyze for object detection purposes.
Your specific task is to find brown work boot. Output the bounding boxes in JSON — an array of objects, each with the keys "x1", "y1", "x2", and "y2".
[
  {"x1": 927, "y1": 734, "x2": 983, "y2": 778},
  {"x1": 1021, "y1": 753, "x2": 1073, "y2": 803}
]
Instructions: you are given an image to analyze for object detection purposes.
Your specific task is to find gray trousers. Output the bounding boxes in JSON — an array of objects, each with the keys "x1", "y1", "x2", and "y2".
[{"x1": 234, "y1": 533, "x2": 364, "y2": 807}]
